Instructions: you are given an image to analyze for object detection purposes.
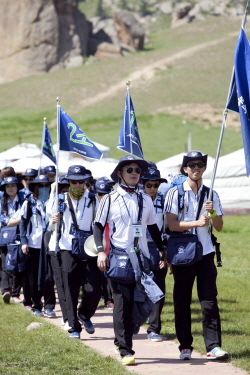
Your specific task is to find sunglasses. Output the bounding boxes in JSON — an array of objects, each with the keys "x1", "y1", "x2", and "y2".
[
  {"x1": 124, "y1": 167, "x2": 142, "y2": 174},
  {"x1": 145, "y1": 183, "x2": 160, "y2": 189},
  {"x1": 187, "y1": 162, "x2": 206, "y2": 169},
  {"x1": 69, "y1": 180, "x2": 85, "y2": 184},
  {"x1": 24, "y1": 177, "x2": 34, "y2": 181}
]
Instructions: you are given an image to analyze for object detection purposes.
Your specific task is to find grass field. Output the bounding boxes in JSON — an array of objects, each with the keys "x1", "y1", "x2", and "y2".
[{"x1": 160, "y1": 215, "x2": 250, "y2": 373}]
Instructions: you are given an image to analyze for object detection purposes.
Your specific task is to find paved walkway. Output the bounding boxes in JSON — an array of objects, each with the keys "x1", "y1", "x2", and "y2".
[{"x1": 43, "y1": 301, "x2": 249, "y2": 375}]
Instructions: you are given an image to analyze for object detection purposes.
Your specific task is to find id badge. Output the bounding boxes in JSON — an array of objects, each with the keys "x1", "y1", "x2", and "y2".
[
  {"x1": 69, "y1": 223, "x2": 76, "y2": 236},
  {"x1": 132, "y1": 222, "x2": 143, "y2": 237}
]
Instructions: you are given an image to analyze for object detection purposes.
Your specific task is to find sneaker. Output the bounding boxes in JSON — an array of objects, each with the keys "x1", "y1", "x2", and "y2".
[
  {"x1": 44, "y1": 309, "x2": 56, "y2": 318},
  {"x1": 104, "y1": 302, "x2": 114, "y2": 310},
  {"x1": 61, "y1": 317, "x2": 65, "y2": 326},
  {"x1": 79, "y1": 318, "x2": 95, "y2": 334},
  {"x1": 24, "y1": 305, "x2": 33, "y2": 311},
  {"x1": 180, "y1": 349, "x2": 192, "y2": 360},
  {"x1": 11, "y1": 296, "x2": 22, "y2": 303},
  {"x1": 147, "y1": 332, "x2": 163, "y2": 342},
  {"x1": 33, "y1": 309, "x2": 44, "y2": 317},
  {"x1": 114, "y1": 345, "x2": 120, "y2": 355},
  {"x1": 133, "y1": 325, "x2": 140, "y2": 335},
  {"x1": 121, "y1": 354, "x2": 135, "y2": 366},
  {"x1": 207, "y1": 347, "x2": 229, "y2": 360},
  {"x1": 64, "y1": 321, "x2": 72, "y2": 331},
  {"x1": 2, "y1": 291, "x2": 11, "y2": 303},
  {"x1": 69, "y1": 331, "x2": 80, "y2": 339}
]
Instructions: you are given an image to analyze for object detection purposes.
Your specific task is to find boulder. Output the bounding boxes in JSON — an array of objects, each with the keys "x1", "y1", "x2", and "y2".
[
  {"x1": 159, "y1": 2, "x2": 173, "y2": 15},
  {"x1": 0, "y1": 0, "x2": 88, "y2": 83},
  {"x1": 171, "y1": 2, "x2": 192, "y2": 27},
  {"x1": 94, "y1": 42, "x2": 122, "y2": 60},
  {"x1": 26, "y1": 322, "x2": 44, "y2": 332},
  {"x1": 113, "y1": 10, "x2": 145, "y2": 50}
]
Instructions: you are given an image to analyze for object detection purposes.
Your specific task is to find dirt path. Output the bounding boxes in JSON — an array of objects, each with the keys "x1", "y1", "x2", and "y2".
[
  {"x1": 43, "y1": 299, "x2": 249, "y2": 375},
  {"x1": 79, "y1": 32, "x2": 238, "y2": 110}
]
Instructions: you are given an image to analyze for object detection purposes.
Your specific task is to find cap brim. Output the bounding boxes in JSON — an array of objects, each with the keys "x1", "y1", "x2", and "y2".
[{"x1": 84, "y1": 235, "x2": 106, "y2": 257}]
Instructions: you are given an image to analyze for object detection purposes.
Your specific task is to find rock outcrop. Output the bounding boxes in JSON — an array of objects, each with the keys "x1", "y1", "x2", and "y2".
[{"x1": 0, "y1": 0, "x2": 88, "y2": 83}]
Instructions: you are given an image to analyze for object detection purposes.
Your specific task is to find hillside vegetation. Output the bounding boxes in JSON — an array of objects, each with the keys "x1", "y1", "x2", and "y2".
[{"x1": 0, "y1": 13, "x2": 248, "y2": 161}]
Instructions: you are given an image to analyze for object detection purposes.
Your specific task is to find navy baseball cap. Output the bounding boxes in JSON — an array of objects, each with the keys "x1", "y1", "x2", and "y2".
[
  {"x1": 94, "y1": 178, "x2": 112, "y2": 194},
  {"x1": 23, "y1": 168, "x2": 38, "y2": 177},
  {"x1": 66, "y1": 165, "x2": 87, "y2": 180},
  {"x1": 29, "y1": 175, "x2": 52, "y2": 192},
  {"x1": 44, "y1": 165, "x2": 56, "y2": 175},
  {"x1": 0, "y1": 176, "x2": 24, "y2": 191}
]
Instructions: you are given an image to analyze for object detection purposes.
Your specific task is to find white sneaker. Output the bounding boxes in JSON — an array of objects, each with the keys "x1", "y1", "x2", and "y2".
[
  {"x1": 64, "y1": 321, "x2": 72, "y2": 331},
  {"x1": 180, "y1": 349, "x2": 192, "y2": 360},
  {"x1": 61, "y1": 317, "x2": 65, "y2": 326},
  {"x1": 207, "y1": 347, "x2": 228, "y2": 360}
]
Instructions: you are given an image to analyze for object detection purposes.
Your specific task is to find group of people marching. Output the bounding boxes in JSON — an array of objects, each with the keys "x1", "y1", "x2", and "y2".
[{"x1": 0, "y1": 151, "x2": 229, "y2": 365}]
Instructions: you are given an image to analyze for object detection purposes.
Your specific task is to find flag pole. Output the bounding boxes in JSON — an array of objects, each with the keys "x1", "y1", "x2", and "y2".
[
  {"x1": 38, "y1": 118, "x2": 46, "y2": 176},
  {"x1": 55, "y1": 97, "x2": 60, "y2": 253},
  {"x1": 126, "y1": 80, "x2": 133, "y2": 157},
  {"x1": 208, "y1": 0, "x2": 249, "y2": 201}
]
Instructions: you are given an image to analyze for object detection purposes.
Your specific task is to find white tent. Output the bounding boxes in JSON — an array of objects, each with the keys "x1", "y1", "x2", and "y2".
[
  {"x1": 0, "y1": 143, "x2": 41, "y2": 164},
  {"x1": 203, "y1": 148, "x2": 250, "y2": 209}
]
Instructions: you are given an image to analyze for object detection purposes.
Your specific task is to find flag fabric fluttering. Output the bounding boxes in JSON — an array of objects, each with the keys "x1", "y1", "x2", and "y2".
[
  {"x1": 233, "y1": 28, "x2": 250, "y2": 176},
  {"x1": 117, "y1": 91, "x2": 144, "y2": 160},
  {"x1": 59, "y1": 107, "x2": 102, "y2": 160},
  {"x1": 43, "y1": 124, "x2": 56, "y2": 164},
  {"x1": 226, "y1": 73, "x2": 239, "y2": 113}
]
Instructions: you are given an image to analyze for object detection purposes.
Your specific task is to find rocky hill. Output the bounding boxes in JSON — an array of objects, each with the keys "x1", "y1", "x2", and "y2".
[{"x1": 0, "y1": 0, "x2": 245, "y2": 83}]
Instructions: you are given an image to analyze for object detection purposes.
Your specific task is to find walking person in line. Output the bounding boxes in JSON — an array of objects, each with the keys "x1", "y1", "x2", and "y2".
[
  {"x1": 93, "y1": 156, "x2": 166, "y2": 366},
  {"x1": 165, "y1": 151, "x2": 228, "y2": 361},
  {"x1": 141, "y1": 166, "x2": 168, "y2": 342}
]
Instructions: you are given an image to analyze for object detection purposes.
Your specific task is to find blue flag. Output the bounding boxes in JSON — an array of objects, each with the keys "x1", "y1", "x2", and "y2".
[
  {"x1": 234, "y1": 28, "x2": 250, "y2": 176},
  {"x1": 59, "y1": 108, "x2": 102, "y2": 160},
  {"x1": 117, "y1": 91, "x2": 144, "y2": 159},
  {"x1": 226, "y1": 73, "x2": 239, "y2": 113},
  {"x1": 43, "y1": 124, "x2": 56, "y2": 164}
]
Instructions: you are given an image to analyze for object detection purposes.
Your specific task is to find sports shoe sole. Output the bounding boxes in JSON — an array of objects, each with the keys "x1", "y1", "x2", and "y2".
[
  {"x1": 3, "y1": 293, "x2": 11, "y2": 303},
  {"x1": 207, "y1": 353, "x2": 229, "y2": 360},
  {"x1": 121, "y1": 357, "x2": 135, "y2": 365}
]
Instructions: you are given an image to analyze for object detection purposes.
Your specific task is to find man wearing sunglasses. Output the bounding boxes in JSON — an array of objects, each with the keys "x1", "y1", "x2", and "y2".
[
  {"x1": 93, "y1": 155, "x2": 166, "y2": 366},
  {"x1": 141, "y1": 166, "x2": 168, "y2": 343},
  {"x1": 165, "y1": 151, "x2": 228, "y2": 361},
  {"x1": 49, "y1": 165, "x2": 100, "y2": 339}
]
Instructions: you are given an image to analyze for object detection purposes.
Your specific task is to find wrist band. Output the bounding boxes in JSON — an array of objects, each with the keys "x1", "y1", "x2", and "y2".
[{"x1": 208, "y1": 209, "x2": 217, "y2": 218}]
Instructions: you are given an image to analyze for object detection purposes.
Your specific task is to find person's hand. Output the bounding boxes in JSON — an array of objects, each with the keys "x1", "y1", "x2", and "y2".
[
  {"x1": 51, "y1": 213, "x2": 60, "y2": 224},
  {"x1": 97, "y1": 252, "x2": 108, "y2": 272},
  {"x1": 22, "y1": 244, "x2": 29, "y2": 255},
  {"x1": 197, "y1": 214, "x2": 209, "y2": 227},
  {"x1": 50, "y1": 182, "x2": 57, "y2": 195},
  {"x1": 204, "y1": 200, "x2": 214, "y2": 214}
]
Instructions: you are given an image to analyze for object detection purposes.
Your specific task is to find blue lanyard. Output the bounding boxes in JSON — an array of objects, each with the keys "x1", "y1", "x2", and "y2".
[
  {"x1": 122, "y1": 196, "x2": 131, "y2": 218},
  {"x1": 80, "y1": 198, "x2": 87, "y2": 220}
]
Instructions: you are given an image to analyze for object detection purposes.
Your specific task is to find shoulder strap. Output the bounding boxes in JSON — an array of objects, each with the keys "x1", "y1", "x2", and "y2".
[
  {"x1": 196, "y1": 186, "x2": 208, "y2": 220},
  {"x1": 177, "y1": 183, "x2": 185, "y2": 211},
  {"x1": 67, "y1": 193, "x2": 79, "y2": 231},
  {"x1": 137, "y1": 193, "x2": 143, "y2": 222},
  {"x1": 104, "y1": 194, "x2": 111, "y2": 226}
]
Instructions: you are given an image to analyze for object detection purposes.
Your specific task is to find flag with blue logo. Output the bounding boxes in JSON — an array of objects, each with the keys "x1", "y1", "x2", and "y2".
[
  {"x1": 233, "y1": 28, "x2": 250, "y2": 176},
  {"x1": 43, "y1": 124, "x2": 56, "y2": 164},
  {"x1": 117, "y1": 91, "x2": 144, "y2": 159},
  {"x1": 59, "y1": 108, "x2": 102, "y2": 160}
]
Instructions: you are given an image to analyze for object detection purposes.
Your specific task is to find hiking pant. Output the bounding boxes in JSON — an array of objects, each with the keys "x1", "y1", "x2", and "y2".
[
  {"x1": 49, "y1": 251, "x2": 67, "y2": 322},
  {"x1": 43, "y1": 253, "x2": 56, "y2": 310},
  {"x1": 147, "y1": 266, "x2": 167, "y2": 335},
  {"x1": 78, "y1": 259, "x2": 102, "y2": 321},
  {"x1": 60, "y1": 250, "x2": 83, "y2": 333},
  {"x1": 172, "y1": 252, "x2": 221, "y2": 352},
  {"x1": 0, "y1": 246, "x2": 22, "y2": 297},
  {"x1": 111, "y1": 280, "x2": 136, "y2": 357},
  {"x1": 23, "y1": 247, "x2": 43, "y2": 311}
]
